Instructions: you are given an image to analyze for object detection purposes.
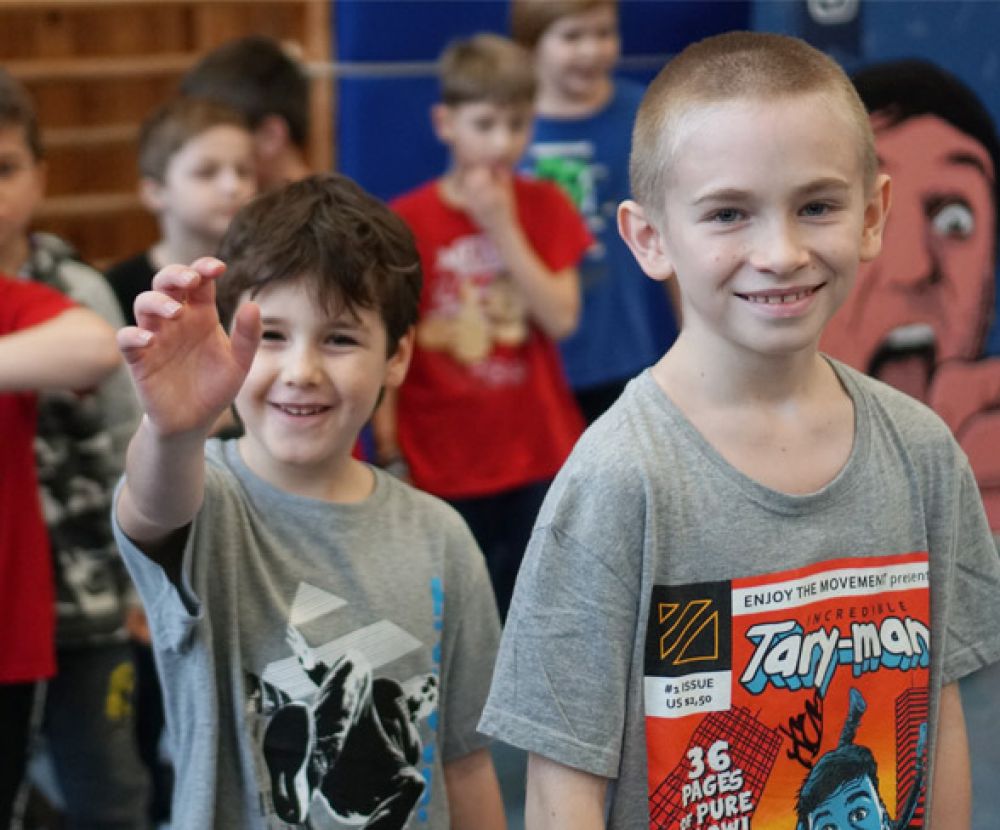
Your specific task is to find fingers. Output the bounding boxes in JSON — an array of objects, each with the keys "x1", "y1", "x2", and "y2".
[
  {"x1": 132, "y1": 289, "x2": 184, "y2": 331},
  {"x1": 149, "y1": 258, "x2": 226, "y2": 304},
  {"x1": 116, "y1": 326, "x2": 154, "y2": 363},
  {"x1": 230, "y1": 301, "x2": 262, "y2": 372}
]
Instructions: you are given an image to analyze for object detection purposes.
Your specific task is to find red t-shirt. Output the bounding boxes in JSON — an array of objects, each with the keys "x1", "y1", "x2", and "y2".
[
  {"x1": 0, "y1": 277, "x2": 74, "y2": 682},
  {"x1": 392, "y1": 178, "x2": 591, "y2": 499}
]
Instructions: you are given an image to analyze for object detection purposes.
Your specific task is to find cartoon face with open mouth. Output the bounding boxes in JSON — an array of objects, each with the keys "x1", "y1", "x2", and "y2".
[{"x1": 822, "y1": 113, "x2": 996, "y2": 403}]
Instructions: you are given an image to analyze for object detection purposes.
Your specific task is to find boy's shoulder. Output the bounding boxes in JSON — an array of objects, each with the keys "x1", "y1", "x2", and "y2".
[
  {"x1": 832, "y1": 359, "x2": 959, "y2": 453},
  {"x1": 28, "y1": 233, "x2": 125, "y2": 326},
  {"x1": 203, "y1": 439, "x2": 474, "y2": 543}
]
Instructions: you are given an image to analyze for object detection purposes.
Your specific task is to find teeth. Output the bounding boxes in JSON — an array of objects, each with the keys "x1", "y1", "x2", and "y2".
[
  {"x1": 744, "y1": 287, "x2": 814, "y2": 304},
  {"x1": 278, "y1": 405, "x2": 326, "y2": 416}
]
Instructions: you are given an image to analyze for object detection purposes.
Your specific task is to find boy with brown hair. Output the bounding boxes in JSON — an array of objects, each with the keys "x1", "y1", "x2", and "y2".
[
  {"x1": 181, "y1": 35, "x2": 312, "y2": 191},
  {"x1": 0, "y1": 277, "x2": 121, "y2": 827},
  {"x1": 106, "y1": 96, "x2": 256, "y2": 326},
  {"x1": 480, "y1": 32, "x2": 1000, "y2": 829},
  {"x1": 511, "y1": 0, "x2": 679, "y2": 422},
  {"x1": 0, "y1": 67, "x2": 147, "y2": 828},
  {"x1": 112, "y1": 173, "x2": 505, "y2": 829},
  {"x1": 380, "y1": 34, "x2": 591, "y2": 619}
]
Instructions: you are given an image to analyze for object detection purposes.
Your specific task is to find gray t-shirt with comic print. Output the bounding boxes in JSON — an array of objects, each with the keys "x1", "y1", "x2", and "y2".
[
  {"x1": 115, "y1": 439, "x2": 500, "y2": 829},
  {"x1": 480, "y1": 361, "x2": 1000, "y2": 830}
]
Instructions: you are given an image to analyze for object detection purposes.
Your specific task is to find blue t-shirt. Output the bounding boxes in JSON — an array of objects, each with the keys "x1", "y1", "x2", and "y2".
[{"x1": 522, "y1": 78, "x2": 678, "y2": 390}]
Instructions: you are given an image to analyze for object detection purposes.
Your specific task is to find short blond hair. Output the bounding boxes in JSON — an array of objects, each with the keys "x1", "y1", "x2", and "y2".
[
  {"x1": 439, "y1": 33, "x2": 536, "y2": 107},
  {"x1": 510, "y1": 0, "x2": 617, "y2": 50},
  {"x1": 631, "y1": 32, "x2": 877, "y2": 219}
]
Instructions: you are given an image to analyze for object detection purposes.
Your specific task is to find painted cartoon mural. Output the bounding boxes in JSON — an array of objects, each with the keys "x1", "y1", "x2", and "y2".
[{"x1": 821, "y1": 60, "x2": 1000, "y2": 530}]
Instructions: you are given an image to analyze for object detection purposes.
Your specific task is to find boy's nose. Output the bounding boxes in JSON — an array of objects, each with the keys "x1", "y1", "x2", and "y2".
[
  {"x1": 282, "y1": 346, "x2": 322, "y2": 386},
  {"x1": 751, "y1": 218, "x2": 810, "y2": 276}
]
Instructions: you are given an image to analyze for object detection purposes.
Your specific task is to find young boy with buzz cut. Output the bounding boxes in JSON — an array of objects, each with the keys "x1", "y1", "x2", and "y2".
[
  {"x1": 105, "y1": 95, "x2": 256, "y2": 326},
  {"x1": 112, "y1": 173, "x2": 506, "y2": 829},
  {"x1": 380, "y1": 34, "x2": 591, "y2": 619},
  {"x1": 480, "y1": 32, "x2": 1000, "y2": 830}
]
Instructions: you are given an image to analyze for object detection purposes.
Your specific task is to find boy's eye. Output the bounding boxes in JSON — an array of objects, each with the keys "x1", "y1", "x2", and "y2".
[
  {"x1": 0, "y1": 160, "x2": 25, "y2": 178},
  {"x1": 800, "y1": 201, "x2": 833, "y2": 217},
  {"x1": 261, "y1": 329, "x2": 285, "y2": 342},
  {"x1": 327, "y1": 332, "x2": 359, "y2": 347},
  {"x1": 709, "y1": 208, "x2": 744, "y2": 224},
  {"x1": 193, "y1": 164, "x2": 220, "y2": 179}
]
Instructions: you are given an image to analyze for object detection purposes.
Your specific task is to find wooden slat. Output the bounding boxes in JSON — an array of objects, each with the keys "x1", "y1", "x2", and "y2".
[
  {"x1": 5, "y1": 53, "x2": 196, "y2": 83},
  {"x1": 42, "y1": 123, "x2": 138, "y2": 148},
  {"x1": 37, "y1": 192, "x2": 142, "y2": 220}
]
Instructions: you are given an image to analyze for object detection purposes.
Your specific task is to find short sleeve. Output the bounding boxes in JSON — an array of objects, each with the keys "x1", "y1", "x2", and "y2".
[
  {"x1": 521, "y1": 180, "x2": 593, "y2": 274},
  {"x1": 940, "y1": 459, "x2": 1000, "y2": 684},
  {"x1": 438, "y1": 512, "x2": 502, "y2": 762},
  {"x1": 0, "y1": 278, "x2": 74, "y2": 333},
  {"x1": 479, "y1": 516, "x2": 639, "y2": 778}
]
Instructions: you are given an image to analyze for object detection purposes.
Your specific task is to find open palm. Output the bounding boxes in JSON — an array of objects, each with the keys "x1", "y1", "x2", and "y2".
[{"x1": 118, "y1": 258, "x2": 261, "y2": 438}]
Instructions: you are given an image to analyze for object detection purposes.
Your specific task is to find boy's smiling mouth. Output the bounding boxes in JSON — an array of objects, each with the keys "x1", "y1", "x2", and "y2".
[
  {"x1": 735, "y1": 285, "x2": 823, "y2": 305},
  {"x1": 270, "y1": 403, "x2": 331, "y2": 417}
]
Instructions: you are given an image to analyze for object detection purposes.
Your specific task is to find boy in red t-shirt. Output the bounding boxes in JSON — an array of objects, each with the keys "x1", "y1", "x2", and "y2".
[
  {"x1": 0, "y1": 276, "x2": 119, "y2": 828},
  {"x1": 378, "y1": 34, "x2": 591, "y2": 618}
]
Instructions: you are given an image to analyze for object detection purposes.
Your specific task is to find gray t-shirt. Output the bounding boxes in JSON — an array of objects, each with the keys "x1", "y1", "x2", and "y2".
[
  {"x1": 480, "y1": 362, "x2": 1000, "y2": 829},
  {"x1": 115, "y1": 440, "x2": 500, "y2": 829}
]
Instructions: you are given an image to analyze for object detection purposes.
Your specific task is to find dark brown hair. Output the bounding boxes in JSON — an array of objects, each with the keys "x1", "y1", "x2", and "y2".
[
  {"x1": 181, "y1": 36, "x2": 310, "y2": 149},
  {"x1": 0, "y1": 69, "x2": 42, "y2": 160},
  {"x1": 138, "y1": 96, "x2": 249, "y2": 182},
  {"x1": 217, "y1": 173, "x2": 422, "y2": 353}
]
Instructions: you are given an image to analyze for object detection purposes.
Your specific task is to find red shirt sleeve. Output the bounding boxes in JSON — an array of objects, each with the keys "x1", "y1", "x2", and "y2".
[{"x1": 0, "y1": 276, "x2": 75, "y2": 335}]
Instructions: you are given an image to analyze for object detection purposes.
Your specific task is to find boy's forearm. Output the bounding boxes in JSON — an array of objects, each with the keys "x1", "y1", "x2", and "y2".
[
  {"x1": 490, "y1": 223, "x2": 580, "y2": 340},
  {"x1": 117, "y1": 415, "x2": 208, "y2": 549},
  {"x1": 443, "y1": 748, "x2": 506, "y2": 830},
  {"x1": 929, "y1": 682, "x2": 971, "y2": 829},
  {"x1": 0, "y1": 307, "x2": 120, "y2": 392},
  {"x1": 526, "y1": 753, "x2": 607, "y2": 830}
]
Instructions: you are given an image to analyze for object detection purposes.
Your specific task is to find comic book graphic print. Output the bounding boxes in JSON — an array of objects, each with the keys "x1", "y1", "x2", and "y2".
[
  {"x1": 244, "y1": 580, "x2": 443, "y2": 829},
  {"x1": 645, "y1": 552, "x2": 930, "y2": 830}
]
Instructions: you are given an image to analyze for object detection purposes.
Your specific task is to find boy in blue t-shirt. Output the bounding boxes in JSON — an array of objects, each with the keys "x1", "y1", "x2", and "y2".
[{"x1": 511, "y1": 0, "x2": 679, "y2": 422}]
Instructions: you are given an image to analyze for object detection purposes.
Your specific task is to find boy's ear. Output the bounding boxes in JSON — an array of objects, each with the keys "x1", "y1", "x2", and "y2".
[
  {"x1": 430, "y1": 103, "x2": 454, "y2": 145},
  {"x1": 618, "y1": 199, "x2": 675, "y2": 282},
  {"x1": 859, "y1": 173, "x2": 892, "y2": 262},
  {"x1": 385, "y1": 326, "x2": 416, "y2": 389},
  {"x1": 254, "y1": 114, "x2": 291, "y2": 162},
  {"x1": 139, "y1": 176, "x2": 165, "y2": 213}
]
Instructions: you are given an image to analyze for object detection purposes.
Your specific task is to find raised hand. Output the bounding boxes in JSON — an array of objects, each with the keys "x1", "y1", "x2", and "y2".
[{"x1": 117, "y1": 257, "x2": 261, "y2": 439}]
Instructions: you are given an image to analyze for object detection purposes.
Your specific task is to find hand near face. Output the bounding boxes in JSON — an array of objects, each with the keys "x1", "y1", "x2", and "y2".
[
  {"x1": 927, "y1": 357, "x2": 1000, "y2": 528},
  {"x1": 456, "y1": 165, "x2": 516, "y2": 235},
  {"x1": 117, "y1": 257, "x2": 261, "y2": 439}
]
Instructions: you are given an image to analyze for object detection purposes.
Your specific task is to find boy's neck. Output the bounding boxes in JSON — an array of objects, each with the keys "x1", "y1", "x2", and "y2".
[
  {"x1": 653, "y1": 335, "x2": 856, "y2": 496},
  {"x1": 535, "y1": 75, "x2": 614, "y2": 119},
  {"x1": 257, "y1": 150, "x2": 310, "y2": 192},
  {"x1": 237, "y1": 436, "x2": 376, "y2": 504},
  {"x1": 0, "y1": 234, "x2": 30, "y2": 276},
  {"x1": 150, "y1": 231, "x2": 222, "y2": 272}
]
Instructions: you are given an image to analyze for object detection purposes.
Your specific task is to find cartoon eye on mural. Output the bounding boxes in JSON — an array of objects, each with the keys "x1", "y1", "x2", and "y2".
[{"x1": 821, "y1": 60, "x2": 1000, "y2": 530}]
